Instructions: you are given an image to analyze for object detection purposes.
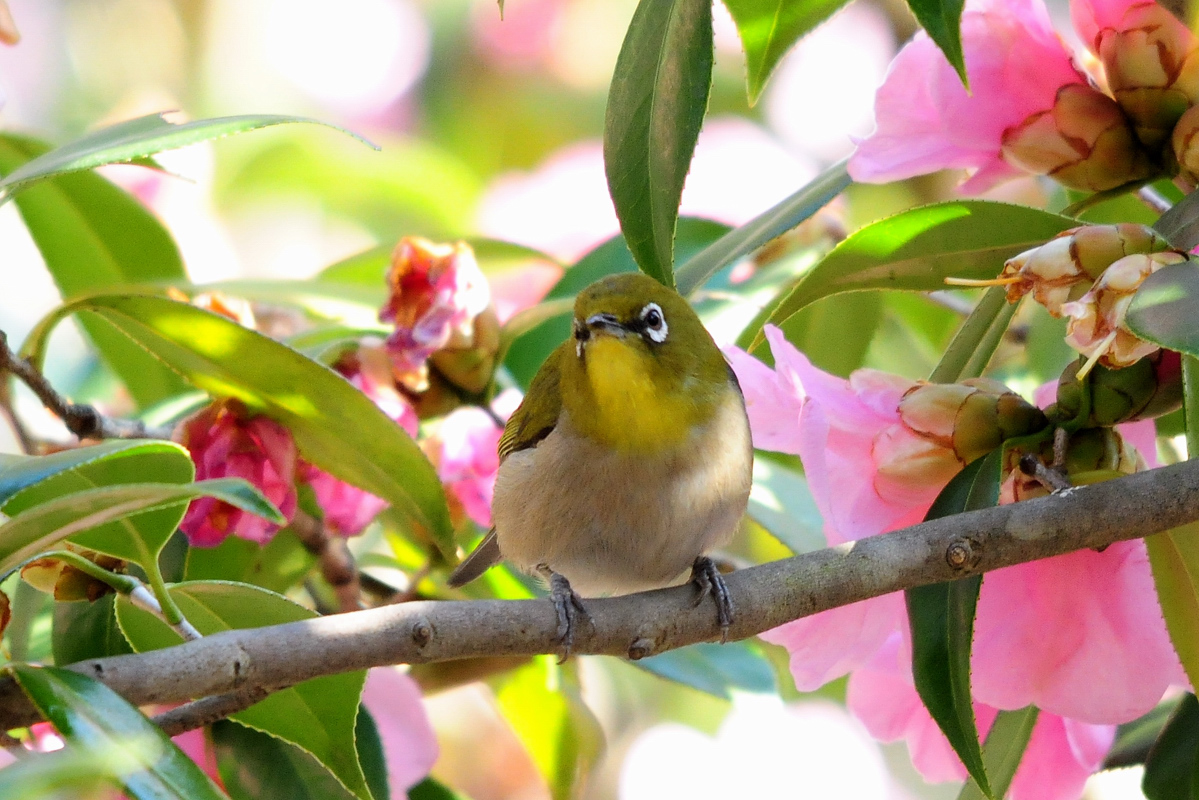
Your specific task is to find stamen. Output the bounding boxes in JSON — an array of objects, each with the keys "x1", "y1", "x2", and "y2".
[
  {"x1": 943, "y1": 276, "x2": 1023, "y2": 287},
  {"x1": 1075, "y1": 331, "x2": 1119, "y2": 380}
]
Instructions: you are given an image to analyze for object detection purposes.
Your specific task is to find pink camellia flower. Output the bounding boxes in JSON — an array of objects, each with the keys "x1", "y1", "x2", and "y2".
[
  {"x1": 850, "y1": 0, "x2": 1172, "y2": 192},
  {"x1": 727, "y1": 325, "x2": 1183, "y2": 793},
  {"x1": 361, "y1": 667, "x2": 440, "y2": 794},
  {"x1": 177, "y1": 399, "x2": 298, "y2": 547},
  {"x1": 424, "y1": 390, "x2": 520, "y2": 528},
  {"x1": 299, "y1": 342, "x2": 419, "y2": 537},
  {"x1": 380, "y1": 237, "x2": 493, "y2": 394}
]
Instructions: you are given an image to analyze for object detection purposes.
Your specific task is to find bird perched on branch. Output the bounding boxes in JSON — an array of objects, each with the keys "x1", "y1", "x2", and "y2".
[{"x1": 447, "y1": 272, "x2": 753, "y2": 654}]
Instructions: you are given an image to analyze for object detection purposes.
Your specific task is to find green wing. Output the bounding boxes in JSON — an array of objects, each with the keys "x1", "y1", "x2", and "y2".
[{"x1": 498, "y1": 342, "x2": 565, "y2": 462}]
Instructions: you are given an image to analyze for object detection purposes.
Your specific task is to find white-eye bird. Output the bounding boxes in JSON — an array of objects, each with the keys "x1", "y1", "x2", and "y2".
[{"x1": 447, "y1": 272, "x2": 753, "y2": 651}]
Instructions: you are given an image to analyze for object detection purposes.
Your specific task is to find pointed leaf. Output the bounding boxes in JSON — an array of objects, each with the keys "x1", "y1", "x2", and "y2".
[
  {"x1": 907, "y1": 0, "x2": 968, "y2": 85},
  {"x1": 9, "y1": 663, "x2": 228, "y2": 800},
  {"x1": 26, "y1": 294, "x2": 453, "y2": 554},
  {"x1": 0, "y1": 480, "x2": 280, "y2": 577},
  {"x1": 1126, "y1": 260, "x2": 1199, "y2": 357},
  {"x1": 956, "y1": 707, "x2": 1039, "y2": 800},
  {"x1": 634, "y1": 640, "x2": 777, "y2": 698},
  {"x1": 212, "y1": 720, "x2": 357, "y2": 800},
  {"x1": 1106, "y1": 700, "x2": 1179, "y2": 769},
  {"x1": 0, "y1": 134, "x2": 188, "y2": 406},
  {"x1": 748, "y1": 201, "x2": 1077, "y2": 349},
  {"x1": 1143, "y1": 693, "x2": 1199, "y2": 800},
  {"x1": 116, "y1": 581, "x2": 374, "y2": 800},
  {"x1": 720, "y1": 0, "x2": 849, "y2": 104},
  {"x1": 906, "y1": 450, "x2": 1003, "y2": 798},
  {"x1": 0, "y1": 440, "x2": 188, "y2": 507},
  {"x1": 0, "y1": 112, "x2": 376, "y2": 201},
  {"x1": 604, "y1": 0, "x2": 715, "y2": 286},
  {"x1": 1147, "y1": 524, "x2": 1199, "y2": 690},
  {"x1": 676, "y1": 159, "x2": 850, "y2": 296},
  {"x1": 1153, "y1": 185, "x2": 1199, "y2": 251},
  {"x1": 929, "y1": 286, "x2": 1018, "y2": 383}
]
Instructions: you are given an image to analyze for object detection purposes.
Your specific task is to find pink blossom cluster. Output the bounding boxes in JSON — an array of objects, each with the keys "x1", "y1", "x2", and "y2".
[{"x1": 728, "y1": 326, "x2": 1184, "y2": 799}]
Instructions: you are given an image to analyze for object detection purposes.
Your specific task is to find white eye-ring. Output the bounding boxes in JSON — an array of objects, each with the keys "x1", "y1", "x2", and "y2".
[{"x1": 639, "y1": 302, "x2": 668, "y2": 343}]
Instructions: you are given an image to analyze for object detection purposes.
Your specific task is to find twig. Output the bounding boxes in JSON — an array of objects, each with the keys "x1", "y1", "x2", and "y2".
[
  {"x1": 0, "y1": 330, "x2": 172, "y2": 441},
  {"x1": 291, "y1": 512, "x2": 362, "y2": 612},
  {"x1": 0, "y1": 456, "x2": 1196, "y2": 729},
  {"x1": 1138, "y1": 185, "x2": 1174, "y2": 215},
  {"x1": 151, "y1": 687, "x2": 271, "y2": 737}
]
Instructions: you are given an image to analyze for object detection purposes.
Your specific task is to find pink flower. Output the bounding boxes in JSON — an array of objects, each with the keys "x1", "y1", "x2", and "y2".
[
  {"x1": 177, "y1": 400, "x2": 298, "y2": 547},
  {"x1": 380, "y1": 237, "x2": 492, "y2": 393},
  {"x1": 729, "y1": 325, "x2": 1182, "y2": 791},
  {"x1": 425, "y1": 391, "x2": 519, "y2": 528},
  {"x1": 299, "y1": 343, "x2": 418, "y2": 537},
  {"x1": 848, "y1": 636, "x2": 1115, "y2": 800},
  {"x1": 361, "y1": 667, "x2": 439, "y2": 794},
  {"x1": 850, "y1": 0, "x2": 1167, "y2": 192}
]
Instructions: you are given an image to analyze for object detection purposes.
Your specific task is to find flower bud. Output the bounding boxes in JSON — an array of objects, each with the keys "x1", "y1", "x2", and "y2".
[
  {"x1": 1000, "y1": 83, "x2": 1157, "y2": 192},
  {"x1": 1093, "y1": 1, "x2": 1199, "y2": 149},
  {"x1": 380, "y1": 237, "x2": 494, "y2": 394},
  {"x1": 1050, "y1": 349, "x2": 1183, "y2": 425},
  {"x1": 176, "y1": 399, "x2": 298, "y2": 547},
  {"x1": 429, "y1": 304, "x2": 501, "y2": 395},
  {"x1": 1062, "y1": 251, "x2": 1188, "y2": 369},
  {"x1": 1002, "y1": 427, "x2": 1144, "y2": 504},
  {"x1": 1171, "y1": 104, "x2": 1199, "y2": 183},
  {"x1": 999, "y1": 223, "x2": 1170, "y2": 315},
  {"x1": 885, "y1": 379, "x2": 1048, "y2": 495}
]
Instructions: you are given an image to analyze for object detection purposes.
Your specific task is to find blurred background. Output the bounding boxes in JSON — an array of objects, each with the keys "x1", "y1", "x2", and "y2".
[{"x1": 0, "y1": 0, "x2": 1148, "y2": 797}]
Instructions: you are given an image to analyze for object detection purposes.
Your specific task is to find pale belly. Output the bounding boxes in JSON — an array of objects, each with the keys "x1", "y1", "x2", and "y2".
[{"x1": 490, "y1": 390, "x2": 752, "y2": 596}]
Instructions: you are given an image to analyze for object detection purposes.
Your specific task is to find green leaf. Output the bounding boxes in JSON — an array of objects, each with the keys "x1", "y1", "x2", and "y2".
[
  {"x1": 720, "y1": 0, "x2": 849, "y2": 104},
  {"x1": 28, "y1": 293, "x2": 454, "y2": 555},
  {"x1": 906, "y1": 450, "x2": 1002, "y2": 799},
  {"x1": 53, "y1": 594, "x2": 135, "y2": 665},
  {"x1": 212, "y1": 720, "x2": 357, "y2": 800},
  {"x1": 1154, "y1": 184, "x2": 1199, "y2": 251},
  {"x1": 676, "y1": 160, "x2": 850, "y2": 296},
  {"x1": 774, "y1": 292, "x2": 882, "y2": 376},
  {"x1": 503, "y1": 218, "x2": 729, "y2": 387},
  {"x1": 634, "y1": 641, "x2": 777, "y2": 698},
  {"x1": 0, "y1": 134, "x2": 189, "y2": 407},
  {"x1": 1147, "y1": 524, "x2": 1199, "y2": 691},
  {"x1": 116, "y1": 581, "x2": 374, "y2": 800},
  {"x1": 0, "y1": 740, "x2": 145, "y2": 799},
  {"x1": 0, "y1": 439, "x2": 188, "y2": 506},
  {"x1": 408, "y1": 778, "x2": 465, "y2": 800},
  {"x1": 0, "y1": 112, "x2": 376, "y2": 201},
  {"x1": 0, "y1": 480, "x2": 280, "y2": 578},
  {"x1": 907, "y1": 0, "x2": 968, "y2": 85},
  {"x1": 929, "y1": 287, "x2": 1018, "y2": 383},
  {"x1": 493, "y1": 658, "x2": 603, "y2": 800},
  {"x1": 1143, "y1": 693, "x2": 1199, "y2": 800},
  {"x1": 1107, "y1": 700, "x2": 1182, "y2": 769},
  {"x1": 747, "y1": 455, "x2": 824, "y2": 553},
  {"x1": 749, "y1": 201, "x2": 1077, "y2": 350},
  {"x1": 9, "y1": 663, "x2": 228, "y2": 800},
  {"x1": 604, "y1": 0, "x2": 715, "y2": 286},
  {"x1": 956, "y1": 707, "x2": 1039, "y2": 800},
  {"x1": 184, "y1": 528, "x2": 316, "y2": 594},
  {"x1": 1127, "y1": 261, "x2": 1199, "y2": 357},
  {"x1": 356, "y1": 709, "x2": 392, "y2": 800}
]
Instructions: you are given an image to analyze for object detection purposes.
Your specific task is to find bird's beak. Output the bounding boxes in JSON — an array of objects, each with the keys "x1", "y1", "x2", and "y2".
[{"x1": 584, "y1": 312, "x2": 626, "y2": 338}]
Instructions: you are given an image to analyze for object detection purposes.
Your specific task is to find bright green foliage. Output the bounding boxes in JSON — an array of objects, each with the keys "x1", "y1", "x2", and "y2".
[
  {"x1": 1128, "y1": 262, "x2": 1199, "y2": 358},
  {"x1": 116, "y1": 581, "x2": 375, "y2": 800},
  {"x1": 604, "y1": 0, "x2": 714, "y2": 287},
  {"x1": 721, "y1": 0, "x2": 849, "y2": 104},
  {"x1": 907, "y1": 0, "x2": 968, "y2": 84}
]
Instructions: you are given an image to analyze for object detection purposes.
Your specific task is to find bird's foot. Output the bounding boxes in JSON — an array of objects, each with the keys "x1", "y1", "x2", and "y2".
[
  {"x1": 691, "y1": 556, "x2": 734, "y2": 643},
  {"x1": 540, "y1": 566, "x2": 589, "y2": 662}
]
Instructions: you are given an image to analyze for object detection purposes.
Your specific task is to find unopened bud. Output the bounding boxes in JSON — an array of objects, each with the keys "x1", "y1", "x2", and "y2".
[
  {"x1": 1062, "y1": 251, "x2": 1188, "y2": 369},
  {"x1": 1050, "y1": 349, "x2": 1183, "y2": 425},
  {"x1": 21, "y1": 551, "x2": 125, "y2": 602},
  {"x1": 429, "y1": 305, "x2": 501, "y2": 395},
  {"x1": 999, "y1": 223, "x2": 1170, "y2": 315},
  {"x1": 1002, "y1": 427, "x2": 1144, "y2": 503},
  {"x1": 1094, "y1": 1, "x2": 1199, "y2": 149},
  {"x1": 1171, "y1": 104, "x2": 1199, "y2": 183},
  {"x1": 1001, "y1": 83, "x2": 1157, "y2": 192}
]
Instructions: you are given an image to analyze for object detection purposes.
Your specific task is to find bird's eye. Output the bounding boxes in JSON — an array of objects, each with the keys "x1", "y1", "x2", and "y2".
[{"x1": 639, "y1": 303, "x2": 668, "y2": 343}]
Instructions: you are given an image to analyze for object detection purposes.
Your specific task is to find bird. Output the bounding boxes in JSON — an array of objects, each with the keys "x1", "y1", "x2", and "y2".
[{"x1": 447, "y1": 271, "x2": 753, "y2": 654}]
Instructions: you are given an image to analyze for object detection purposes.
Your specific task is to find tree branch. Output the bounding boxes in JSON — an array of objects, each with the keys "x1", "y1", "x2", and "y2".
[{"x1": 1, "y1": 457, "x2": 1197, "y2": 730}]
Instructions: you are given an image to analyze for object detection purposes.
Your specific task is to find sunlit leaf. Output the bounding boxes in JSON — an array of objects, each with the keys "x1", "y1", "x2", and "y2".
[
  {"x1": 907, "y1": 0, "x2": 968, "y2": 85},
  {"x1": 0, "y1": 112, "x2": 375, "y2": 201},
  {"x1": 957, "y1": 707, "x2": 1038, "y2": 800},
  {"x1": 117, "y1": 581, "x2": 375, "y2": 800},
  {"x1": 720, "y1": 0, "x2": 848, "y2": 104},
  {"x1": 1127, "y1": 261, "x2": 1199, "y2": 357},
  {"x1": 748, "y1": 201, "x2": 1077, "y2": 350},
  {"x1": 907, "y1": 451, "x2": 1002, "y2": 798},
  {"x1": 604, "y1": 0, "x2": 714, "y2": 286},
  {"x1": 26, "y1": 294, "x2": 453, "y2": 555},
  {"x1": 1147, "y1": 524, "x2": 1199, "y2": 691},
  {"x1": 9, "y1": 663, "x2": 228, "y2": 800}
]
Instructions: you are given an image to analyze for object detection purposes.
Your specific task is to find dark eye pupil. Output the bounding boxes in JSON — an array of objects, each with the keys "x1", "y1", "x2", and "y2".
[{"x1": 646, "y1": 310, "x2": 661, "y2": 328}]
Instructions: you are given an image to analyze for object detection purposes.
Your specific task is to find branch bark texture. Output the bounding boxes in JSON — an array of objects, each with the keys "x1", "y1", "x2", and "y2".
[{"x1": 1, "y1": 457, "x2": 1197, "y2": 729}]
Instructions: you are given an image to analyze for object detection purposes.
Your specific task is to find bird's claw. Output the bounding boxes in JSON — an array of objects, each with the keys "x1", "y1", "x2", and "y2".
[
  {"x1": 547, "y1": 569, "x2": 589, "y2": 662},
  {"x1": 691, "y1": 556, "x2": 733, "y2": 643}
]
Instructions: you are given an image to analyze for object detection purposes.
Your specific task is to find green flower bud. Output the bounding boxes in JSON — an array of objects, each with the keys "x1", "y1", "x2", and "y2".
[
  {"x1": 1050, "y1": 350, "x2": 1183, "y2": 426},
  {"x1": 898, "y1": 379, "x2": 1048, "y2": 465}
]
